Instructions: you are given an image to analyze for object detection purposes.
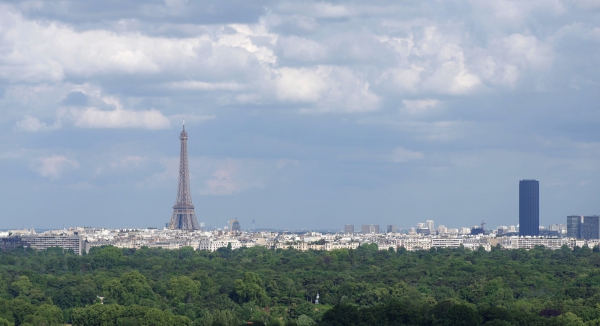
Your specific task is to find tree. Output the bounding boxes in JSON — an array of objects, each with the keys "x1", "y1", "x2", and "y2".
[
  {"x1": 103, "y1": 279, "x2": 126, "y2": 305},
  {"x1": 296, "y1": 314, "x2": 315, "y2": 326},
  {"x1": 119, "y1": 271, "x2": 155, "y2": 304},
  {"x1": 9, "y1": 298, "x2": 35, "y2": 325},
  {"x1": 91, "y1": 246, "x2": 125, "y2": 268},
  {"x1": 167, "y1": 276, "x2": 200, "y2": 304},
  {"x1": 140, "y1": 308, "x2": 172, "y2": 326},
  {"x1": 35, "y1": 304, "x2": 64, "y2": 325},
  {"x1": 443, "y1": 304, "x2": 481, "y2": 326},
  {"x1": 320, "y1": 304, "x2": 359, "y2": 326},
  {"x1": 557, "y1": 312, "x2": 585, "y2": 326},
  {"x1": 234, "y1": 272, "x2": 268, "y2": 305},
  {"x1": 11, "y1": 276, "x2": 32, "y2": 297}
]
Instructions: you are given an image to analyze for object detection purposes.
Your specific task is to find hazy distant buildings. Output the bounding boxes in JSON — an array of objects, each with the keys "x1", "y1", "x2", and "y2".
[
  {"x1": 425, "y1": 220, "x2": 434, "y2": 232},
  {"x1": 232, "y1": 220, "x2": 241, "y2": 232},
  {"x1": 567, "y1": 215, "x2": 600, "y2": 240},
  {"x1": 198, "y1": 239, "x2": 242, "y2": 251},
  {"x1": 549, "y1": 224, "x2": 566, "y2": 235},
  {"x1": 437, "y1": 225, "x2": 447, "y2": 234},
  {"x1": 581, "y1": 216, "x2": 599, "y2": 240},
  {"x1": 361, "y1": 225, "x2": 379, "y2": 234},
  {"x1": 519, "y1": 179, "x2": 539, "y2": 236},
  {"x1": 417, "y1": 228, "x2": 430, "y2": 235},
  {"x1": 463, "y1": 227, "x2": 473, "y2": 235},
  {"x1": 567, "y1": 216, "x2": 581, "y2": 238},
  {"x1": 387, "y1": 225, "x2": 397, "y2": 233},
  {"x1": 344, "y1": 225, "x2": 354, "y2": 234},
  {"x1": 0, "y1": 235, "x2": 84, "y2": 255}
]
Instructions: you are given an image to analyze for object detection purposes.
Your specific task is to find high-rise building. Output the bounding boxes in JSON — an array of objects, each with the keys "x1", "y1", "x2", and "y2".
[
  {"x1": 568, "y1": 215, "x2": 600, "y2": 240},
  {"x1": 361, "y1": 225, "x2": 369, "y2": 234},
  {"x1": 168, "y1": 120, "x2": 200, "y2": 230},
  {"x1": 417, "y1": 227, "x2": 430, "y2": 235},
  {"x1": 386, "y1": 225, "x2": 397, "y2": 233},
  {"x1": 373, "y1": 225, "x2": 380, "y2": 234},
  {"x1": 581, "y1": 216, "x2": 600, "y2": 240},
  {"x1": 519, "y1": 179, "x2": 539, "y2": 236},
  {"x1": 361, "y1": 225, "x2": 379, "y2": 234},
  {"x1": 567, "y1": 216, "x2": 582, "y2": 239},
  {"x1": 344, "y1": 225, "x2": 354, "y2": 234},
  {"x1": 425, "y1": 220, "x2": 434, "y2": 232},
  {"x1": 437, "y1": 225, "x2": 448, "y2": 234}
]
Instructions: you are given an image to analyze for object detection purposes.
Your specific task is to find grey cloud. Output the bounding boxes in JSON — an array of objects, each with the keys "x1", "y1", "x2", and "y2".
[
  {"x1": 15, "y1": 0, "x2": 271, "y2": 26},
  {"x1": 62, "y1": 91, "x2": 89, "y2": 106}
]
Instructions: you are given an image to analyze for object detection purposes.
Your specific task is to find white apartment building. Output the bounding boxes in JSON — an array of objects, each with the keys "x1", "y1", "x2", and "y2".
[
  {"x1": 21, "y1": 235, "x2": 84, "y2": 255},
  {"x1": 198, "y1": 239, "x2": 242, "y2": 251}
]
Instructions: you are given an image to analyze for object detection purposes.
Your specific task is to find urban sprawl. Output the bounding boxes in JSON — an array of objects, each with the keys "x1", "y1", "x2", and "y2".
[{"x1": 0, "y1": 216, "x2": 597, "y2": 256}]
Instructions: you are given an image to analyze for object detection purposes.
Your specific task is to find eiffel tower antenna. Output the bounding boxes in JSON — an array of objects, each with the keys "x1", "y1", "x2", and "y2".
[{"x1": 168, "y1": 119, "x2": 200, "y2": 230}]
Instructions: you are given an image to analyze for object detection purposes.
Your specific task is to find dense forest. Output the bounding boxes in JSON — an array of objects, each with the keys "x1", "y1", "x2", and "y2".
[{"x1": 1, "y1": 244, "x2": 600, "y2": 325}]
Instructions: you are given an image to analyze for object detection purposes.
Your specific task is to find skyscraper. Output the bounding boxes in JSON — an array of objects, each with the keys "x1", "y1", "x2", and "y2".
[
  {"x1": 344, "y1": 225, "x2": 354, "y2": 234},
  {"x1": 519, "y1": 179, "x2": 539, "y2": 236},
  {"x1": 425, "y1": 220, "x2": 434, "y2": 232},
  {"x1": 361, "y1": 225, "x2": 379, "y2": 234},
  {"x1": 168, "y1": 120, "x2": 200, "y2": 230},
  {"x1": 581, "y1": 216, "x2": 600, "y2": 240},
  {"x1": 567, "y1": 215, "x2": 582, "y2": 239},
  {"x1": 567, "y1": 215, "x2": 600, "y2": 240}
]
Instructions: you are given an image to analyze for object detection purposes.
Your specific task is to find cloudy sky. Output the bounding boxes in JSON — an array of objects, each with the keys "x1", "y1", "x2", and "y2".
[{"x1": 1, "y1": 0, "x2": 599, "y2": 230}]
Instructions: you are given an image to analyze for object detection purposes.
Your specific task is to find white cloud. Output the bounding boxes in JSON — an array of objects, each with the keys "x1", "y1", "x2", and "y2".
[
  {"x1": 381, "y1": 26, "x2": 481, "y2": 94},
  {"x1": 472, "y1": 33, "x2": 553, "y2": 88},
  {"x1": 276, "y1": 66, "x2": 380, "y2": 113},
  {"x1": 137, "y1": 157, "x2": 179, "y2": 189},
  {"x1": 68, "y1": 107, "x2": 171, "y2": 129},
  {"x1": 110, "y1": 156, "x2": 148, "y2": 168},
  {"x1": 200, "y1": 160, "x2": 265, "y2": 195},
  {"x1": 276, "y1": 67, "x2": 329, "y2": 102},
  {"x1": 168, "y1": 114, "x2": 216, "y2": 127},
  {"x1": 278, "y1": 36, "x2": 327, "y2": 62},
  {"x1": 31, "y1": 155, "x2": 79, "y2": 179},
  {"x1": 202, "y1": 162, "x2": 240, "y2": 195},
  {"x1": 166, "y1": 81, "x2": 245, "y2": 91},
  {"x1": 0, "y1": 5, "x2": 275, "y2": 83},
  {"x1": 313, "y1": 3, "x2": 350, "y2": 18},
  {"x1": 14, "y1": 115, "x2": 60, "y2": 132},
  {"x1": 402, "y1": 99, "x2": 440, "y2": 114},
  {"x1": 139, "y1": 157, "x2": 265, "y2": 196},
  {"x1": 390, "y1": 147, "x2": 425, "y2": 163},
  {"x1": 276, "y1": 159, "x2": 300, "y2": 170}
]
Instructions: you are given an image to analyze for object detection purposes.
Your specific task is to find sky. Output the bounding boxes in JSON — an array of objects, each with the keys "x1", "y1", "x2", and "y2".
[{"x1": 0, "y1": 0, "x2": 599, "y2": 230}]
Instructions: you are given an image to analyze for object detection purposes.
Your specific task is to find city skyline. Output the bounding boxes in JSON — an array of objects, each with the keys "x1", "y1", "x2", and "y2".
[{"x1": 0, "y1": 1, "x2": 599, "y2": 229}]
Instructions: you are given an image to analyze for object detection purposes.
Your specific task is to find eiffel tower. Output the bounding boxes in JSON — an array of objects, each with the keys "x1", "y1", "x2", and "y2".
[{"x1": 168, "y1": 120, "x2": 200, "y2": 230}]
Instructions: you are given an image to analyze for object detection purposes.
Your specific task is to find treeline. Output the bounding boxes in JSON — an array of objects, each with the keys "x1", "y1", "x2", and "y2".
[{"x1": 1, "y1": 244, "x2": 600, "y2": 325}]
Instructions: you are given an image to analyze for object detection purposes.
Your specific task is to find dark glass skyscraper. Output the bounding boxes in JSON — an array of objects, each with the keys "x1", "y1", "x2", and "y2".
[
  {"x1": 581, "y1": 216, "x2": 600, "y2": 240},
  {"x1": 567, "y1": 215, "x2": 582, "y2": 239},
  {"x1": 519, "y1": 179, "x2": 539, "y2": 236}
]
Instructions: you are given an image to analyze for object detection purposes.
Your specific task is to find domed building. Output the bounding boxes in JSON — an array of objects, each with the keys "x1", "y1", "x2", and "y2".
[{"x1": 232, "y1": 219, "x2": 241, "y2": 232}]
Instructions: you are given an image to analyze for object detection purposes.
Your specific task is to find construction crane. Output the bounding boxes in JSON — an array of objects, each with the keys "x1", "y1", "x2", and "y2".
[
  {"x1": 481, "y1": 220, "x2": 486, "y2": 233},
  {"x1": 228, "y1": 219, "x2": 238, "y2": 235}
]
